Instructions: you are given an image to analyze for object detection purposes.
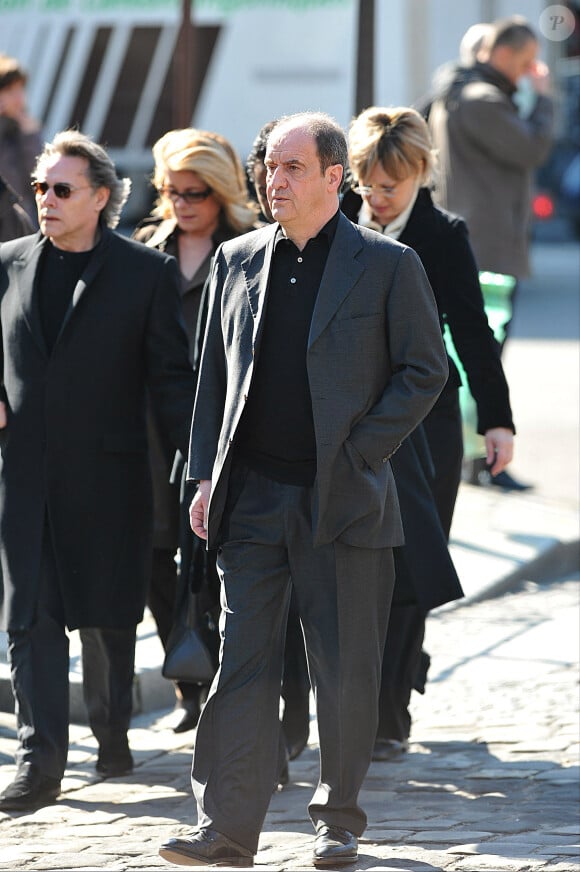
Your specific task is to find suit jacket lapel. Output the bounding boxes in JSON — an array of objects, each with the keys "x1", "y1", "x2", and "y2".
[
  {"x1": 309, "y1": 214, "x2": 364, "y2": 347},
  {"x1": 57, "y1": 228, "x2": 111, "y2": 343},
  {"x1": 15, "y1": 233, "x2": 49, "y2": 357},
  {"x1": 241, "y1": 224, "x2": 276, "y2": 347}
]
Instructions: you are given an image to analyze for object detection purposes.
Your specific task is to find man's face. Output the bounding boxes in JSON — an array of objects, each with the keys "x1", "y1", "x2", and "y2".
[
  {"x1": 265, "y1": 123, "x2": 340, "y2": 234},
  {"x1": 492, "y1": 39, "x2": 538, "y2": 85},
  {"x1": 0, "y1": 79, "x2": 26, "y2": 119},
  {"x1": 34, "y1": 154, "x2": 109, "y2": 251},
  {"x1": 252, "y1": 159, "x2": 272, "y2": 223}
]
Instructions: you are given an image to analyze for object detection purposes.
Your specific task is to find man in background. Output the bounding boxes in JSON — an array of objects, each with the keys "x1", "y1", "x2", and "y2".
[
  {"x1": 0, "y1": 172, "x2": 33, "y2": 241},
  {"x1": 0, "y1": 54, "x2": 43, "y2": 225},
  {"x1": 429, "y1": 15, "x2": 554, "y2": 489}
]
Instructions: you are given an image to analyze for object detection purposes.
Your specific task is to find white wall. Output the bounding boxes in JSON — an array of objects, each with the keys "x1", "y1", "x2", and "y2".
[
  {"x1": 194, "y1": 2, "x2": 358, "y2": 161},
  {"x1": 0, "y1": 0, "x2": 568, "y2": 174}
]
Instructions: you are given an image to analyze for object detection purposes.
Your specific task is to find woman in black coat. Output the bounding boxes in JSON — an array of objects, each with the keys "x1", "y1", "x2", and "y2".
[
  {"x1": 133, "y1": 128, "x2": 259, "y2": 733},
  {"x1": 347, "y1": 106, "x2": 515, "y2": 758}
]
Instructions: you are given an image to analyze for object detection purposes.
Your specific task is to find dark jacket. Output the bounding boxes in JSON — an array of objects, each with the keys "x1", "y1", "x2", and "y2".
[
  {"x1": 429, "y1": 62, "x2": 554, "y2": 277},
  {"x1": 399, "y1": 188, "x2": 514, "y2": 435},
  {"x1": 0, "y1": 228, "x2": 195, "y2": 631},
  {"x1": 391, "y1": 424, "x2": 463, "y2": 611},
  {"x1": 0, "y1": 176, "x2": 34, "y2": 242},
  {"x1": 132, "y1": 216, "x2": 240, "y2": 550},
  {"x1": 0, "y1": 115, "x2": 42, "y2": 226}
]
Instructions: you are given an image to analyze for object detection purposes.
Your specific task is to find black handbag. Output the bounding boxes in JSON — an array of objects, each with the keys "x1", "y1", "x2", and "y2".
[{"x1": 162, "y1": 584, "x2": 216, "y2": 685}]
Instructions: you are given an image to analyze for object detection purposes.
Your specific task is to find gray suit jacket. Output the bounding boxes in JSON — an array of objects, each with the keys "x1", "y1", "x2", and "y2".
[{"x1": 188, "y1": 212, "x2": 448, "y2": 549}]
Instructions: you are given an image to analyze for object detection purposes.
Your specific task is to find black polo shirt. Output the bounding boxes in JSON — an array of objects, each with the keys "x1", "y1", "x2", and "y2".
[{"x1": 235, "y1": 210, "x2": 339, "y2": 486}]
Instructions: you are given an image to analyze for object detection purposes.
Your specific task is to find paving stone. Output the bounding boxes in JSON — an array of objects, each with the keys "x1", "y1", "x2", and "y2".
[
  {"x1": 533, "y1": 844, "x2": 580, "y2": 856},
  {"x1": 447, "y1": 833, "x2": 564, "y2": 862},
  {"x1": 546, "y1": 864, "x2": 580, "y2": 871},
  {"x1": 543, "y1": 825, "x2": 580, "y2": 836},
  {"x1": 404, "y1": 830, "x2": 494, "y2": 843},
  {"x1": 452, "y1": 856, "x2": 546, "y2": 870},
  {"x1": 533, "y1": 768, "x2": 580, "y2": 783},
  {"x1": 468, "y1": 767, "x2": 541, "y2": 779},
  {"x1": 0, "y1": 572, "x2": 577, "y2": 871}
]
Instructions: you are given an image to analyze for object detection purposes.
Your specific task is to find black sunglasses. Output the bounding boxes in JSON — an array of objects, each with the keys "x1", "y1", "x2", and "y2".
[
  {"x1": 158, "y1": 186, "x2": 213, "y2": 204},
  {"x1": 31, "y1": 181, "x2": 91, "y2": 199}
]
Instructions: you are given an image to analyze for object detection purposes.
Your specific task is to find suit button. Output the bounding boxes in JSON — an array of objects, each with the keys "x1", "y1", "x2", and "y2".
[{"x1": 382, "y1": 457, "x2": 388, "y2": 463}]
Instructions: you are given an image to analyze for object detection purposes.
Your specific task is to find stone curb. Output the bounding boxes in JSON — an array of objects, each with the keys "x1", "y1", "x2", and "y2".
[{"x1": 451, "y1": 537, "x2": 580, "y2": 609}]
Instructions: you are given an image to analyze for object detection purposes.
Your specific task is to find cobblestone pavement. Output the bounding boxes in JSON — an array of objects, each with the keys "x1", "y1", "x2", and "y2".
[{"x1": 0, "y1": 574, "x2": 578, "y2": 872}]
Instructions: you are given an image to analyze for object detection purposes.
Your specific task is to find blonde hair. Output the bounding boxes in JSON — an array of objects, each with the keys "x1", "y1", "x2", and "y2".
[
  {"x1": 348, "y1": 107, "x2": 435, "y2": 187},
  {"x1": 151, "y1": 128, "x2": 258, "y2": 232}
]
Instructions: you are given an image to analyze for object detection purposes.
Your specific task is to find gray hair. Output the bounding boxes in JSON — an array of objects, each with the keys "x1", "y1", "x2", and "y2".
[
  {"x1": 268, "y1": 112, "x2": 348, "y2": 177},
  {"x1": 34, "y1": 130, "x2": 131, "y2": 228}
]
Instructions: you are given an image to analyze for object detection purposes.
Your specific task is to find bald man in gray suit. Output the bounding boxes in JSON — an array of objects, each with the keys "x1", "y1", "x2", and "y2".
[{"x1": 160, "y1": 111, "x2": 448, "y2": 870}]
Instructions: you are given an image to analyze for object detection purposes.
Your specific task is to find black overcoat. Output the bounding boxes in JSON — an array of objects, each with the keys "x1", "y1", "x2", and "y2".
[
  {"x1": 0, "y1": 228, "x2": 195, "y2": 632},
  {"x1": 399, "y1": 188, "x2": 514, "y2": 434},
  {"x1": 342, "y1": 187, "x2": 514, "y2": 434}
]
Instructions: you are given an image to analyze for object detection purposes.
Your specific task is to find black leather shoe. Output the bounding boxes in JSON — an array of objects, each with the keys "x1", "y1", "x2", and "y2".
[
  {"x1": 313, "y1": 825, "x2": 358, "y2": 867},
  {"x1": 159, "y1": 828, "x2": 254, "y2": 867},
  {"x1": 96, "y1": 747, "x2": 134, "y2": 778},
  {"x1": 276, "y1": 758, "x2": 289, "y2": 791},
  {"x1": 490, "y1": 470, "x2": 533, "y2": 491},
  {"x1": 465, "y1": 458, "x2": 533, "y2": 491},
  {"x1": 0, "y1": 763, "x2": 60, "y2": 811},
  {"x1": 173, "y1": 701, "x2": 201, "y2": 734},
  {"x1": 372, "y1": 738, "x2": 409, "y2": 761}
]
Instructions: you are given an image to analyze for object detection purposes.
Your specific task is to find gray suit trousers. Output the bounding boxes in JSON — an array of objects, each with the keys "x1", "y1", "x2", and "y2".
[{"x1": 191, "y1": 462, "x2": 395, "y2": 853}]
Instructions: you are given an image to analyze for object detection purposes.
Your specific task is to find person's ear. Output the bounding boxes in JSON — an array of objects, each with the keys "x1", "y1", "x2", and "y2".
[
  {"x1": 327, "y1": 164, "x2": 343, "y2": 192},
  {"x1": 94, "y1": 187, "x2": 110, "y2": 213}
]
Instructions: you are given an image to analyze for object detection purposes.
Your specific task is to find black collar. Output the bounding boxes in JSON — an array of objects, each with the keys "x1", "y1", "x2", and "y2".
[{"x1": 274, "y1": 209, "x2": 340, "y2": 249}]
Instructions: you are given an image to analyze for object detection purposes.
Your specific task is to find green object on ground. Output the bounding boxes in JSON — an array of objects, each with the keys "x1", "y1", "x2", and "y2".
[{"x1": 443, "y1": 272, "x2": 515, "y2": 460}]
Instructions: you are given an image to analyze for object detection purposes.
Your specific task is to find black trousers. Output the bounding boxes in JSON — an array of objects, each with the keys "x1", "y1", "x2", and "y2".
[
  {"x1": 376, "y1": 391, "x2": 462, "y2": 746},
  {"x1": 191, "y1": 464, "x2": 395, "y2": 853},
  {"x1": 377, "y1": 603, "x2": 427, "y2": 742},
  {"x1": 7, "y1": 521, "x2": 137, "y2": 780}
]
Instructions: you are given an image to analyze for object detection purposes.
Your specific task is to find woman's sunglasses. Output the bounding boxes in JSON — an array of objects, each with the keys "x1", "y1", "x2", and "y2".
[
  {"x1": 31, "y1": 181, "x2": 91, "y2": 199},
  {"x1": 157, "y1": 187, "x2": 213, "y2": 204}
]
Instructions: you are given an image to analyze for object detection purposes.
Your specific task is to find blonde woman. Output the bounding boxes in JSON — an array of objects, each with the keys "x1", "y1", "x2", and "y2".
[
  {"x1": 135, "y1": 127, "x2": 258, "y2": 356},
  {"x1": 133, "y1": 129, "x2": 258, "y2": 733}
]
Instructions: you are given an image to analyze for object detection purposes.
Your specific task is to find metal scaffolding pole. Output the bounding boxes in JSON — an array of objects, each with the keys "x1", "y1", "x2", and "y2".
[
  {"x1": 355, "y1": 0, "x2": 375, "y2": 114},
  {"x1": 173, "y1": 0, "x2": 195, "y2": 128}
]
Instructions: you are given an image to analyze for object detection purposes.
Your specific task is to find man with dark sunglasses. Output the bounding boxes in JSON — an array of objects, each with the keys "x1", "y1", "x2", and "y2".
[{"x1": 0, "y1": 130, "x2": 195, "y2": 811}]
